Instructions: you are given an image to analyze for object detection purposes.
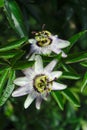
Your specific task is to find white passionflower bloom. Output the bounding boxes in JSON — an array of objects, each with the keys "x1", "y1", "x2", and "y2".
[
  {"x1": 28, "y1": 30, "x2": 70, "y2": 57},
  {"x1": 12, "y1": 56, "x2": 67, "y2": 110}
]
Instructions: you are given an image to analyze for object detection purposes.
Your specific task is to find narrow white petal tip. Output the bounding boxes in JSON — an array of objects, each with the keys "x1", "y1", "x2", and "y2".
[
  {"x1": 12, "y1": 92, "x2": 16, "y2": 97},
  {"x1": 24, "y1": 104, "x2": 29, "y2": 109},
  {"x1": 36, "y1": 97, "x2": 42, "y2": 110},
  {"x1": 51, "y1": 71, "x2": 62, "y2": 78},
  {"x1": 24, "y1": 94, "x2": 36, "y2": 109},
  {"x1": 62, "y1": 53, "x2": 67, "y2": 58},
  {"x1": 28, "y1": 39, "x2": 36, "y2": 44},
  {"x1": 52, "y1": 82, "x2": 67, "y2": 90},
  {"x1": 14, "y1": 77, "x2": 29, "y2": 86},
  {"x1": 12, "y1": 90, "x2": 22, "y2": 97},
  {"x1": 35, "y1": 55, "x2": 43, "y2": 73},
  {"x1": 36, "y1": 105, "x2": 40, "y2": 110},
  {"x1": 62, "y1": 85, "x2": 67, "y2": 89},
  {"x1": 44, "y1": 59, "x2": 57, "y2": 72}
]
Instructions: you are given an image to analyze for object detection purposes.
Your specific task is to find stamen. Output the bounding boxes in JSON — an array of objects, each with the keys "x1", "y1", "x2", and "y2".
[
  {"x1": 33, "y1": 74, "x2": 52, "y2": 93},
  {"x1": 42, "y1": 24, "x2": 46, "y2": 30},
  {"x1": 32, "y1": 31, "x2": 37, "y2": 35},
  {"x1": 47, "y1": 78, "x2": 57, "y2": 83}
]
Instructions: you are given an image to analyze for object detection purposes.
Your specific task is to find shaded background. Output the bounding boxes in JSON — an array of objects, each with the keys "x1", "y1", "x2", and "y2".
[{"x1": 0, "y1": 0, "x2": 87, "y2": 130}]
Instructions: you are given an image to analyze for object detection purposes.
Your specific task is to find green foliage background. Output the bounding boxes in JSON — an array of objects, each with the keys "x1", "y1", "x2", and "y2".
[{"x1": 0, "y1": 0, "x2": 87, "y2": 130}]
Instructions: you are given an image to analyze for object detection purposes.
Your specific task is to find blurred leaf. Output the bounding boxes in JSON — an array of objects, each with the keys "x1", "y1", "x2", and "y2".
[
  {"x1": 0, "y1": 66, "x2": 10, "y2": 74},
  {"x1": 61, "y1": 72, "x2": 80, "y2": 80},
  {"x1": 62, "y1": 89, "x2": 80, "y2": 107},
  {"x1": 81, "y1": 72, "x2": 87, "y2": 92},
  {"x1": 0, "y1": 68, "x2": 9, "y2": 96},
  {"x1": 4, "y1": 0, "x2": 27, "y2": 37},
  {"x1": 0, "y1": 50, "x2": 24, "y2": 59},
  {"x1": 55, "y1": 53, "x2": 62, "y2": 61},
  {"x1": 66, "y1": 30, "x2": 87, "y2": 53},
  {"x1": 65, "y1": 51, "x2": 87, "y2": 64},
  {"x1": 0, "y1": 59, "x2": 9, "y2": 65},
  {"x1": 0, "y1": 37, "x2": 27, "y2": 52},
  {"x1": 42, "y1": 53, "x2": 62, "y2": 63},
  {"x1": 80, "y1": 61, "x2": 87, "y2": 67},
  {"x1": 10, "y1": 50, "x2": 25, "y2": 65},
  {"x1": 51, "y1": 91, "x2": 64, "y2": 110},
  {"x1": 62, "y1": 64, "x2": 79, "y2": 74},
  {"x1": 0, "y1": 69, "x2": 15, "y2": 106},
  {"x1": 13, "y1": 60, "x2": 35, "y2": 70},
  {"x1": 26, "y1": 4, "x2": 40, "y2": 22},
  {"x1": 4, "y1": 101, "x2": 14, "y2": 117},
  {"x1": 0, "y1": 0, "x2": 4, "y2": 7}
]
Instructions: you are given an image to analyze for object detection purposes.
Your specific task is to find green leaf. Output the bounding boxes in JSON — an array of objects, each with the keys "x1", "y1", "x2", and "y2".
[
  {"x1": 62, "y1": 89, "x2": 80, "y2": 107},
  {"x1": 0, "y1": 66, "x2": 10, "y2": 74},
  {"x1": 0, "y1": 37, "x2": 27, "y2": 52},
  {"x1": 0, "y1": 59, "x2": 9, "y2": 65},
  {"x1": 0, "y1": 69, "x2": 15, "y2": 106},
  {"x1": 4, "y1": 0, "x2": 27, "y2": 37},
  {"x1": 80, "y1": 61, "x2": 87, "y2": 68},
  {"x1": 66, "y1": 30, "x2": 87, "y2": 53},
  {"x1": 65, "y1": 51, "x2": 87, "y2": 64},
  {"x1": 0, "y1": 0, "x2": 4, "y2": 7},
  {"x1": 13, "y1": 60, "x2": 35, "y2": 70},
  {"x1": 61, "y1": 64, "x2": 79, "y2": 74},
  {"x1": 51, "y1": 91, "x2": 64, "y2": 110},
  {"x1": 60, "y1": 72, "x2": 80, "y2": 80},
  {"x1": 42, "y1": 53, "x2": 62, "y2": 63},
  {"x1": 81, "y1": 72, "x2": 87, "y2": 92},
  {"x1": 0, "y1": 50, "x2": 24, "y2": 59},
  {"x1": 10, "y1": 50, "x2": 25, "y2": 65},
  {"x1": 0, "y1": 68, "x2": 9, "y2": 96}
]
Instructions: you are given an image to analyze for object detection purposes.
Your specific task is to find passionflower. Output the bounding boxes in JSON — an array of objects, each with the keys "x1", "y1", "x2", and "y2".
[
  {"x1": 28, "y1": 30, "x2": 70, "y2": 57},
  {"x1": 12, "y1": 55, "x2": 67, "y2": 109}
]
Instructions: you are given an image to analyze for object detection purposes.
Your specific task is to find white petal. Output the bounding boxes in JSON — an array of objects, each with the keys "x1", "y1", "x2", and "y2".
[
  {"x1": 28, "y1": 53, "x2": 36, "y2": 61},
  {"x1": 12, "y1": 85, "x2": 31, "y2": 97},
  {"x1": 52, "y1": 47, "x2": 67, "y2": 58},
  {"x1": 50, "y1": 71, "x2": 62, "y2": 79},
  {"x1": 51, "y1": 47, "x2": 61, "y2": 54},
  {"x1": 52, "y1": 81, "x2": 67, "y2": 90},
  {"x1": 23, "y1": 68, "x2": 34, "y2": 77},
  {"x1": 24, "y1": 93, "x2": 37, "y2": 109},
  {"x1": 61, "y1": 51, "x2": 67, "y2": 58},
  {"x1": 57, "y1": 39, "x2": 70, "y2": 48},
  {"x1": 44, "y1": 59, "x2": 57, "y2": 72},
  {"x1": 28, "y1": 39, "x2": 37, "y2": 44},
  {"x1": 41, "y1": 92, "x2": 49, "y2": 101},
  {"x1": 41, "y1": 47, "x2": 51, "y2": 55},
  {"x1": 35, "y1": 96, "x2": 42, "y2": 110},
  {"x1": 14, "y1": 77, "x2": 29, "y2": 86},
  {"x1": 35, "y1": 55, "x2": 43, "y2": 73},
  {"x1": 52, "y1": 36, "x2": 70, "y2": 49}
]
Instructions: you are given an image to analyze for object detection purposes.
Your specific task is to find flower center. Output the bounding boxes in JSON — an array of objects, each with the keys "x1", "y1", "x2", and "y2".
[
  {"x1": 33, "y1": 74, "x2": 52, "y2": 93},
  {"x1": 35, "y1": 30, "x2": 52, "y2": 47}
]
